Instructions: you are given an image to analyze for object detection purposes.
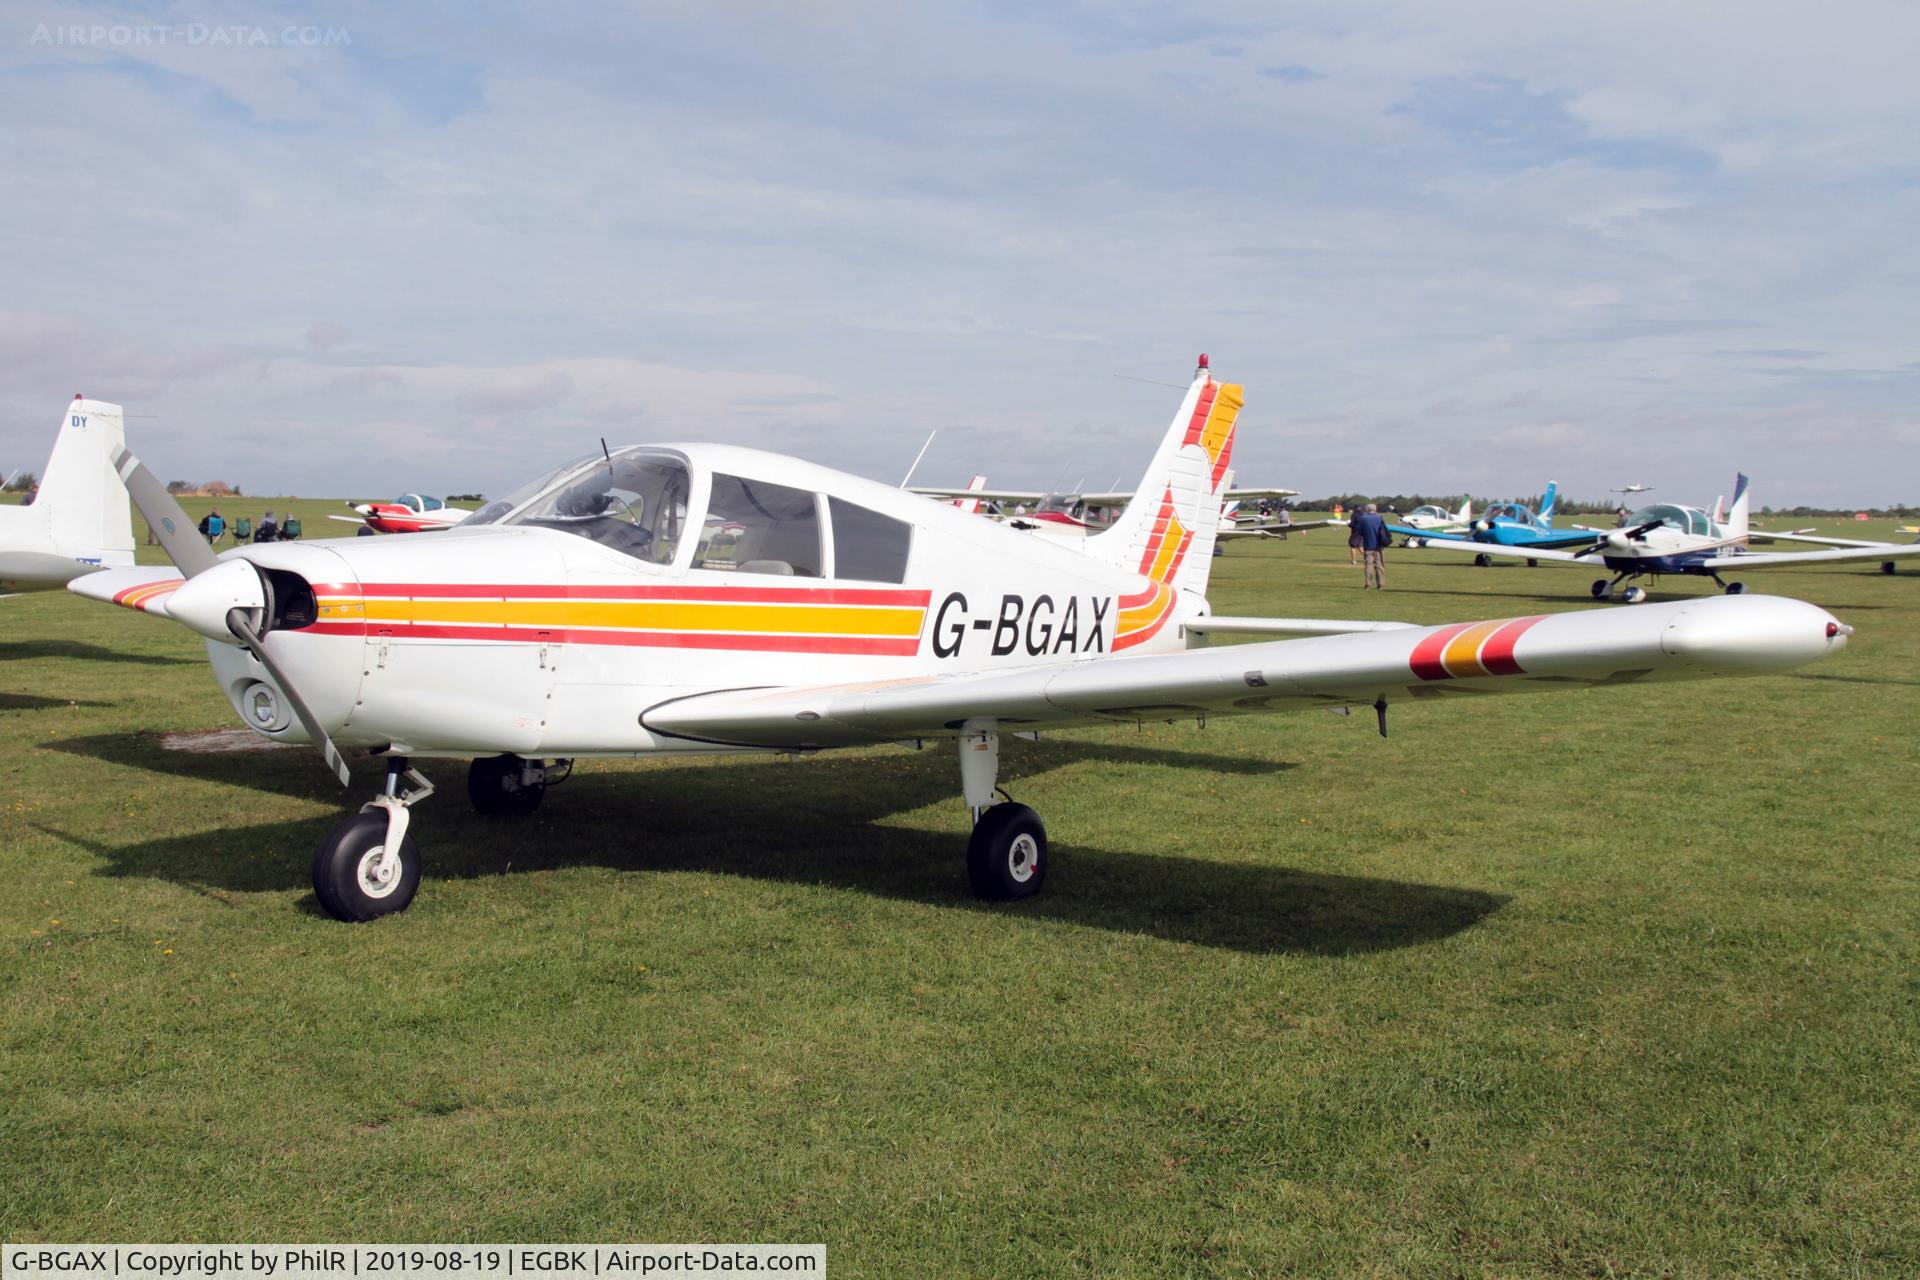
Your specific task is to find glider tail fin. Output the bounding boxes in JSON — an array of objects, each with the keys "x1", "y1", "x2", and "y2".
[
  {"x1": 1084, "y1": 356, "x2": 1245, "y2": 596},
  {"x1": 38, "y1": 396, "x2": 135, "y2": 568}
]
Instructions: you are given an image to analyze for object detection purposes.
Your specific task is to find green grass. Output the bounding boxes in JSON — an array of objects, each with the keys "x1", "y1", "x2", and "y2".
[{"x1": 3, "y1": 520, "x2": 1917, "y2": 1276}]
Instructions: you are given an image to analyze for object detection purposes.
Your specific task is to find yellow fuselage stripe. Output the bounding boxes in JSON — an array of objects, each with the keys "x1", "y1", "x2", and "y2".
[{"x1": 343, "y1": 598, "x2": 925, "y2": 637}]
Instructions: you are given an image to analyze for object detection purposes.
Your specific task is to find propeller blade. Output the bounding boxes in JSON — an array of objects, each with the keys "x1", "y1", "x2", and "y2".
[
  {"x1": 111, "y1": 446, "x2": 219, "y2": 579},
  {"x1": 225, "y1": 606, "x2": 352, "y2": 788},
  {"x1": 1626, "y1": 517, "x2": 1666, "y2": 541}
]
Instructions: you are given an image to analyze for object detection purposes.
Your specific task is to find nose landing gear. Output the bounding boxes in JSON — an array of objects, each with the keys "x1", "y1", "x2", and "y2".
[
  {"x1": 313, "y1": 758, "x2": 433, "y2": 921},
  {"x1": 958, "y1": 724, "x2": 1048, "y2": 901}
]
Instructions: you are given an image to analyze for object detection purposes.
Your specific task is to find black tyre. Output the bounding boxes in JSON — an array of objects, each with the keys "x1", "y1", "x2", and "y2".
[
  {"x1": 356, "y1": 525, "x2": 375, "y2": 536},
  {"x1": 468, "y1": 754, "x2": 545, "y2": 817},
  {"x1": 1527, "y1": 558, "x2": 1540, "y2": 568},
  {"x1": 1883, "y1": 561, "x2": 1897, "y2": 575},
  {"x1": 1590, "y1": 579, "x2": 1609, "y2": 598},
  {"x1": 966, "y1": 802, "x2": 1048, "y2": 901},
  {"x1": 1474, "y1": 553, "x2": 1492, "y2": 568},
  {"x1": 312, "y1": 811, "x2": 421, "y2": 922},
  {"x1": 1725, "y1": 581, "x2": 1746, "y2": 595}
]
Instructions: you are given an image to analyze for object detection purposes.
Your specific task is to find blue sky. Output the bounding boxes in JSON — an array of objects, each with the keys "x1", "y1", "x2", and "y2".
[{"x1": 3, "y1": 1, "x2": 1917, "y2": 505}]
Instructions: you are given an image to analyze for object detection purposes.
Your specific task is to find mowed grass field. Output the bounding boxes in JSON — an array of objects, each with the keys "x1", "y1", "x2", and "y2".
[{"x1": 3, "y1": 508, "x2": 1917, "y2": 1276}]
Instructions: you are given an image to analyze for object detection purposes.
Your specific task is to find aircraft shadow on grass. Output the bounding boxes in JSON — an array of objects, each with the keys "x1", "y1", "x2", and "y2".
[
  {"x1": 43, "y1": 734, "x2": 1505, "y2": 956},
  {"x1": 0, "y1": 639, "x2": 198, "y2": 666},
  {"x1": 0, "y1": 692, "x2": 111, "y2": 711}
]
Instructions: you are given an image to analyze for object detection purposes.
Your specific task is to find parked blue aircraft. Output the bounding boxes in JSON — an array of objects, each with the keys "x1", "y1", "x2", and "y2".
[{"x1": 1389, "y1": 480, "x2": 1597, "y2": 563}]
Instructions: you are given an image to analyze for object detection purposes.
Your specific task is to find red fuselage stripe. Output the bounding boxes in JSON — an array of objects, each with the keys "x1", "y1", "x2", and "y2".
[
  {"x1": 308, "y1": 620, "x2": 920, "y2": 655},
  {"x1": 339, "y1": 582, "x2": 932, "y2": 606}
]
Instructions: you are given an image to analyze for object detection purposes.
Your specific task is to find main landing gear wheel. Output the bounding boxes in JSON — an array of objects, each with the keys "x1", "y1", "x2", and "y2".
[
  {"x1": 1724, "y1": 581, "x2": 1747, "y2": 595},
  {"x1": 468, "y1": 754, "x2": 545, "y2": 817},
  {"x1": 1474, "y1": 553, "x2": 1493, "y2": 568},
  {"x1": 312, "y1": 811, "x2": 421, "y2": 922},
  {"x1": 967, "y1": 803, "x2": 1048, "y2": 901},
  {"x1": 356, "y1": 526, "x2": 375, "y2": 536},
  {"x1": 1591, "y1": 579, "x2": 1613, "y2": 599},
  {"x1": 1622, "y1": 585, "x2": 1648, "y2": 604},
  {"x1": 1884, "y1": 561, "x2": 1898, "y2": 575},
  {"x1": 1527, "y1": 558, "x2": 1540, "y2": 568}
]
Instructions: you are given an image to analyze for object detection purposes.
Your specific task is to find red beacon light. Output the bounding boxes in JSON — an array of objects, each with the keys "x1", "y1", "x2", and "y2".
[
  {"x1": 74, "y1": 392, "x2": 84, "y2": 401},
  {"x1": 1196, "y1": 353, "x2": 1209, "y2": 370}
]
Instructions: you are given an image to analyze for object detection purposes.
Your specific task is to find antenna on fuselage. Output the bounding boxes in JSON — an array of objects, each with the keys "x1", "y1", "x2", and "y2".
[{"x1": 900, "y1": 431, "x2": 936, "y2": 488}]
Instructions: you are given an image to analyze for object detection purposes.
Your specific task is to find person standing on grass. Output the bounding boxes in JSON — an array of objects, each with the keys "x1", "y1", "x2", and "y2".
[
  {"x1": 1355, "y1": 503, "x2": 1391, "y2": 589},
  {"x1": 1347, "y1": 510, "x2": 1364, "y2": 565}
]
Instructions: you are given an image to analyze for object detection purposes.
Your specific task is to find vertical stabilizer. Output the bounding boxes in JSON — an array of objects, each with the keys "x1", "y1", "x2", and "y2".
[
  {"x1": 1724, "y1": 473, "x2": 1751, "y2": 543},
  {"x1": 1082, "y1": 356, "x2": 1245, "y2": 598},
  {"x1": 41, "y1": 397, "x2": 135, "y2": 568},
  {"x1": 1539, "y1": 480, "x2": 1558, "y2": 527}
]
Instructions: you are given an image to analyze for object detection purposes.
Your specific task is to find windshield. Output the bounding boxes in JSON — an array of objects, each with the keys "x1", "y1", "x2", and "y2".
[
  {"x1": 509, "y1": 451, "x2": 690, "y2": 565},
  {"x1": 1628, "y1": 503, "x2": 1689, "y2": 531},
  {"x1": 1036, "y1": 493, "x2": 1086, "y2": 518},
  {"x1": 465, "y1": 453, "x2": 600, "y2": 527}
]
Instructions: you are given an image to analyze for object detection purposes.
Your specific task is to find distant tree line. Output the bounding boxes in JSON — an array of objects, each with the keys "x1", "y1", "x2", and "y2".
[
  {"x1": 165, "y1": 480, "x2": 245, "y2": 497},
  {"x1": 4, "y1": 471, "x2": 36, "y2": 492}
]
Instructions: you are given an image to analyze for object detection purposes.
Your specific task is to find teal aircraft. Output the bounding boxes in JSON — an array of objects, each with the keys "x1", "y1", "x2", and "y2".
[{"x1": 1389, "y1": 480, "x2": 1597, "y2": 565}]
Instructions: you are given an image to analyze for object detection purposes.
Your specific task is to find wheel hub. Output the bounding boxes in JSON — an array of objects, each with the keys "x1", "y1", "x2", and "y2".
[
  {"x1": 356, "y1": 845, "x2": 400, "y2": 899},
  {"x1": 1007, "y1": 832, "x2": 1037, "y2": 883}
]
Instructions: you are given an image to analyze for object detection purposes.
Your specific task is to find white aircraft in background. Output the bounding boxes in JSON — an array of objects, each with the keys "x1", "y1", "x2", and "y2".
[
  {"x1": 1415, "y1": 474, "x2": 1920, "y2": 600},
  {"x1": 1399, "y1": 498, "x2": 1474, "y2": 534},
  {"x1": 75, "y1": 360, "x2": 1848, "y2": 922},
  {"x1": 0, "y1": 394, "x2": 135, "y2": 590}
]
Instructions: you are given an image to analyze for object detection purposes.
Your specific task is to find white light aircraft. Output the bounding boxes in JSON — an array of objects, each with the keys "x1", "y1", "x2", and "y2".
[
  {"x1": 0, "y1": 395, "x2": 135, "y2": 590},
  {"x1": 75, "y1": 361, "x2": 1851, "y2": 921},
  {"x1": 1399, "y1": 498, "x2": 1474, "y2": 534},
  {"x1": 1416, "y1": 474, "x2": 1920, "y2": 600}
]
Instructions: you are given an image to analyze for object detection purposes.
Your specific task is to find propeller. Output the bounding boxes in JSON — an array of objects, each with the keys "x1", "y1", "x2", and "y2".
[
  {"x1": 1575, "y1": 517, "x2": 1665, "y2": 559},
  {"x1": 111, "y1": 446, "x2": 352, "y2": 787}
]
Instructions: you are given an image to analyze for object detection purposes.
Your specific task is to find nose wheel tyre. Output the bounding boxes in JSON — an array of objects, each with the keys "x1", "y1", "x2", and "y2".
[
  {"x1": 313, "y1": 811, "x2": 421, "y2": 922},
  {"x1": 967, "y1": 803, "x2": 1048, "y2": 901},
  {"x1": 468, "y1": 754, "x2": 545, "y2": 817}
]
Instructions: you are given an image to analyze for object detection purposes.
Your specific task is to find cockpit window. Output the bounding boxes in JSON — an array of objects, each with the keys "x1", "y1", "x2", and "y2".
[
  {"x1": 511, "y1": 454, "x2": 690, "y2": 565},
  {"x1": 695, "y1": 474, "x2": 822, "y2": 577},
  {"x1": 829, "y1": 497, "x2": 911, "y2": 583}
]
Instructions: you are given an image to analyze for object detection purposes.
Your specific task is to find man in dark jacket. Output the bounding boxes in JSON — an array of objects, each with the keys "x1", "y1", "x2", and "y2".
[{"x1": 1355, "y1": 503, "x2": 1392, "y2": 589}]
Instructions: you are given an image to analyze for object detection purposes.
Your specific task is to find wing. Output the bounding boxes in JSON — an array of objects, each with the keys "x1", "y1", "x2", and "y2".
[
  {"x1": 1216, "y1": 519, "x2": 1339, "y2": 539},
  {"x1": 1747, "y1": 529, "x2": 1889, "y2": 549},
  {"x1": 1184, "y1": 616, "x2": 1417, "y2": 636},
  {"x1": 1222, "y1": 487, "x2": 1299, "y2": 501},
  {"x1": 910, "y1": 486, "x2": 1047, "y2": 503},
  {"x1": 1700, "y1": 544, "x2": 1920, "y2": 570},
  {"x1": 640, "y1": 595, "x2": 1845, "y2": 749},
  {"x1": 1400, "y1": 539, "x2": 1595, "y2": 563}
]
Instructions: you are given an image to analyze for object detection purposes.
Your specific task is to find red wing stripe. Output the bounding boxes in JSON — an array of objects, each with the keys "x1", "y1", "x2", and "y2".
[
  {"x1": 1409, "y1": 623, "x2": 1477, "y2": 681},
  {"x1": 1479, "y1": 615, "x2": 1547, "y2": 675}
]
